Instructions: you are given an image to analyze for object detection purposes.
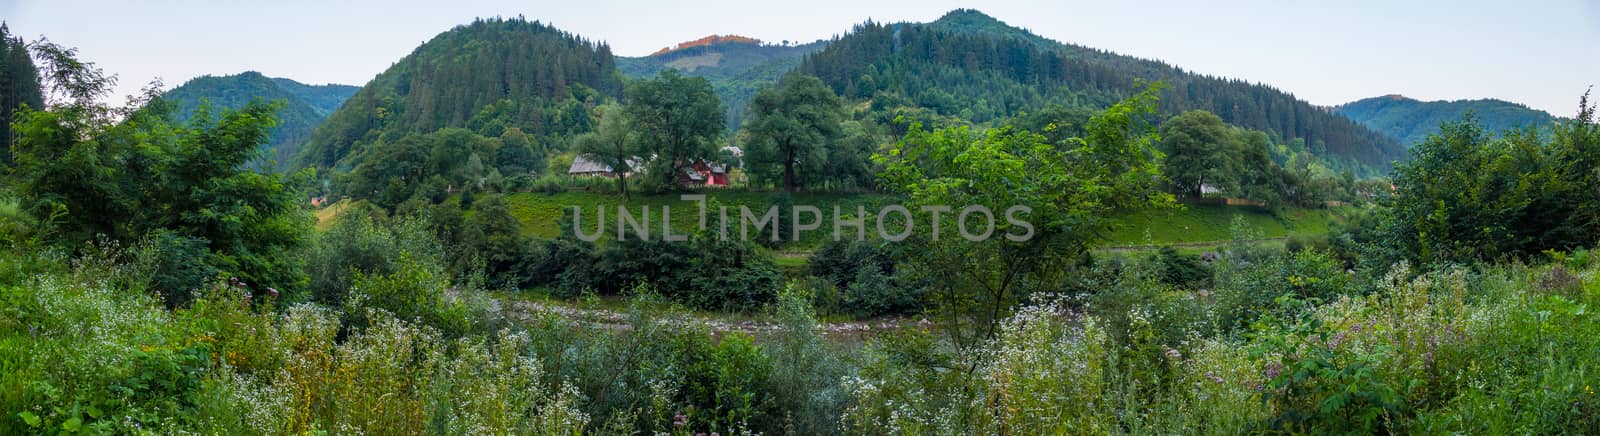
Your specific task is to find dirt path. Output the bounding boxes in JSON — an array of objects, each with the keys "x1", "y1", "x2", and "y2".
[
  {"x1": 497, "y1": 298, "x2": 926, "y2": 339},
  {"x1": 1095, "y1": 237, "x2": 1289, "y2": 253}
]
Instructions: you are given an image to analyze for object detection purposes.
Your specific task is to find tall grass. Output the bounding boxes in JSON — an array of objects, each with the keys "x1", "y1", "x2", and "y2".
[{"x1": 4, "y1": 231, "x2": 1600, "y2": 433}]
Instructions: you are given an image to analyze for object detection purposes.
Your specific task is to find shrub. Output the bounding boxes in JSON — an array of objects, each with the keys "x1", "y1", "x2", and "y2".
[
  {"x1": 515, "y1": 235, "x2": 598, "y2": 297},
  {"x1": 809, "y1": 239, "x2": 924, "y2": 317},
  {"x1": 305, "y1": 212, "x2": 441, "y2": 307},
  {"x1": 1212, "y1": 248, "x2": 1354, "y2": 332},
  {"x1": 765, "y1": 287, "x2": 851, "y2": 434},
  {"x1": 346, "y1": 250, "x2": 501, "y2": 339},
  {"x1": 140, "y1": 229, "x2": 218, "y2": 308},
  {"x1": 1156, "y1": 245, "x2": 1210, "y2": 290},
  {"x1": 586, "y1": 237, "x2": 782, "y2": 312}
]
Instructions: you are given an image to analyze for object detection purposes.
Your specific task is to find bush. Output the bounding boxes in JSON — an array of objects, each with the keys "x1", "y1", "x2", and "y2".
[
  {"x1": 306, "y1": 211, "x2": 441, "y2": 307},
  {"x1": 1212, "y1": 248, "x2": 1354, "y2": 332},
  {"x1": 346, "y1": 250, "x2": 501, "y2": 339},
  {"x1": 1155, "y1": 245, "x2": 1210, "y2": 290},
  {"x1": 580, "y1": 237, "x2": 782, "y2": 312},
  {"x1": 810, "y1": 240, "x2": 924, "y2": 317},
  {"x1": 765, "y1": 287, "x2": 850, "y2": 434},
  {"x1": 529, "y1": 174, "x2": 615, "y2": 194},
  {"x1": 515, "y1": 235, "x2": 598, "y2": 296},
  {"x1": 140, "y1": 229, "x2": 218, "y2": 308}
]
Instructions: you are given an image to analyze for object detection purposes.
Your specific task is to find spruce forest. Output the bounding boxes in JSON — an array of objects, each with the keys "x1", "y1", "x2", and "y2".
[{"x1": 1, "y1": 6, "x2": 1598, "y2": 435}]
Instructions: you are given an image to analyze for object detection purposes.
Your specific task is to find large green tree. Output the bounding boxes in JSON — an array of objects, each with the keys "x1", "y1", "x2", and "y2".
[
  {"x1": 1158, "y1": 110, "x2": 1241, "y2": 198},
  {"x1": 878, "y1": 85, "x2": 1173, "y2": 350},
  {"x1": 743, "y1": 74, "x2": 844, "y2": 191},
  {"x1": 624, "y1": 70, "x2": 723, "y2": 188},
  {"x1": 1386, "y1": 93, "x2": 1600, "y2": 263},
  {"x1": 574, "y1": 103, "x2": 637, "y2": 199},
  {"x1": 11, "y1": 97, "x2": 311, "y2": 298}
]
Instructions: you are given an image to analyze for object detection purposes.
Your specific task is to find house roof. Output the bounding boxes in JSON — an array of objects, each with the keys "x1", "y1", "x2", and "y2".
[
  {"x1": 568, "y1": 155, "x2": 612, "y2": 174},
  {"x1": 682, "y1": 166, "x2": 705, "y2": 181},
  {"x1": 569, "y1": 155, "x2": 645, "y2": 174}
]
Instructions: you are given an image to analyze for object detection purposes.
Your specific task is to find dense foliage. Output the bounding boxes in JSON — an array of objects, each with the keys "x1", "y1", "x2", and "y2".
[
  {"x1": 10, "y1": 101, "x2": 310, "y2": 302},
  {"x1": 8, "y1": 11, "x2": 1600, "y2": 436},
  {"x1": 1336, "y1": 94, "x2": 1561, "y2": 147},
  {"x1": 617, "y1": 37, "x2": 826, "y2": 129},
  {"x1": 160, "y1": 71, "x2": 357, "y2": 171},
  {"x1": 741, "y1": 74, "x2": 846, "y2": 191},
  {"x1": 877, "y1": 85, "x2": 1174, "y2": 348},
  {"x1": 797, "y1": 9, "x2": 1404, "y2": 173},
  {"x1": 297, "y1": 17, "x2": 621, "y2": 170},
  {"x1": 1381, "y1": 98, "x2": 1600, "y2": 263},
  {"x1": 624, "y1": 70, "x2": 725, "y2": 189},
  {"x1": 1159, "y1": 110, "x2": 1370, "y2": 206},
  {"x1": 0, "y1": 23, "x2": 43, "y2": 157}
]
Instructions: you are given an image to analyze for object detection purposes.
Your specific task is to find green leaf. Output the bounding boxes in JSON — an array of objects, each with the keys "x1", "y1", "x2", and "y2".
[
  {"x1": 62, "y1": 416, "x2": 82, "y2": 432},
  {"x1": 17, "y1": 411, "x2": 40, "y2": 428}
]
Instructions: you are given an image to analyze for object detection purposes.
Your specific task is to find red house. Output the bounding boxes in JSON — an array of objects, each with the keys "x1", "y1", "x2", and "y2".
[{"x1": 683, "y1": 160, "x2": 730, "y2": 187}]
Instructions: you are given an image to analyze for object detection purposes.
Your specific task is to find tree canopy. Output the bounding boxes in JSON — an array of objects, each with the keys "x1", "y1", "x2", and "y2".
[
  {"x1": 624, "y1": 69, "x2": 724, "y2": 189},
  {"x1": 742, "y1": 74, "x2": 844, "y2": 191},
  {"x1": 878, "y1": 84, "x2": 1174, "y2": 348}
]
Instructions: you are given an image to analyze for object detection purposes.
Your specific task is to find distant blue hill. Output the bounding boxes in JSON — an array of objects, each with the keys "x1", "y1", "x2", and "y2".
[{"x1": 1335, "y1": 94, "x2": 1561, "y2": 147}]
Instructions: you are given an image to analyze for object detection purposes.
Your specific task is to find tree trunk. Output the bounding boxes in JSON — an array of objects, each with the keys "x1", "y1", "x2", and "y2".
[{"x1": 783, "y1": 142, "x2": 797, "y2": 192}]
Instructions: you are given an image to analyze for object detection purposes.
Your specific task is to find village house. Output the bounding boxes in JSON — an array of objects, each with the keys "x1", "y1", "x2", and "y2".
[{"x1": 569, "y1": 149, "x2": 738, "y2": 187}]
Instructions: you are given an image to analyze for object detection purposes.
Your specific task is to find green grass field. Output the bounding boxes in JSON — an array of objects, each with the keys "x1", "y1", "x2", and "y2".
[
  {"x1": 500, "y1": 191, "x2": 889, "y2": 249},
  {"x1": 321, "y1": 191, "x2": 1348, "y2": 252},
  {"x1": 1104, "y1": 203, "x2": 1347, "y2": 247},
  {"x1": 497, "y1": 192, "x2": 1346, "y2": 246}
]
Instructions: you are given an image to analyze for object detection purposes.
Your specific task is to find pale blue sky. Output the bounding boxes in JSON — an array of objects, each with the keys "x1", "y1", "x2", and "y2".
[{"x1": 5, "y1": 0, "x2": 1597, "y2": 114}]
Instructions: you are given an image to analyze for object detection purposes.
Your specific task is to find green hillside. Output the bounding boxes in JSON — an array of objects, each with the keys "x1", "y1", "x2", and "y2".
[
  {"x1": 617, "y1": 36, "x2": 826, "y2": 128},
  {"x1": 161, "y1": 71, "x2": 357, "y2": 171},
  {"x1": 296, "y1": 17, "x2": 623, "y2": 170},
  {"x1": 1335, "y1": 94, "x2": 1561, "y2": 146},
  {"x1": 796, "y1": 9, "x2": 1405, "y2": 174},
  {"x1": 0, "y1": 23, "x2": 43, "y2": 156}
]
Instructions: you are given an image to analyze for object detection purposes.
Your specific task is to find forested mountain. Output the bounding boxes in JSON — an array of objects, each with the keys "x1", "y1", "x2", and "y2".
[
  {"x1": 297, "y1": 17, "x2": 622, "y2": 169},
  {"x1": 0, "y1": 23, "x2": 44, "y2": 158},
  {"x1": 795, "y1": 9, "x2": 1406, "y2": 173},
  {"x1": 1335, "y1": 94, "x2": 1561, "y2": 147},
  {"x1": 617, "y1": 36, "x2": 825, "y2": 128},
  {"x1": 161, "y1": 71, "x2": 357, "y2": 171}
]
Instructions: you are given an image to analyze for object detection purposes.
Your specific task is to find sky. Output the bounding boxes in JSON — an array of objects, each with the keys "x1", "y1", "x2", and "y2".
[{"x1": 4, "y1": 0, "x2": 1598, "y2": 115}]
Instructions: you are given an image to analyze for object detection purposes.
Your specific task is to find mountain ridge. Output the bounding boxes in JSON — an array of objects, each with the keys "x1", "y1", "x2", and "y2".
[
  {"x1": 617, "y1": 35, "x2": 826, "y2": 129},
  {"x1": 795, "y1": 9, "x2": 1406, "y2": 173},
  {"x1": 161, "y1": 71, "x2": 358, "y2": 171},
  {"x1": 296, "y1": 17, "x2": 622, "y2": 170},
  {"x1": 1335, "y1": 95, "x2": 1561, "y2": 147}
]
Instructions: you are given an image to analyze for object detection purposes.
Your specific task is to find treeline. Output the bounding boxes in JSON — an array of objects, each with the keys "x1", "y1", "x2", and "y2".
[
  {"x1": 1336, "y1": 94, "x2": 1561, "y2": 146},
  {"x1": 616, "y1": 37, "x2": 826, "y2": 130},
  {"x1": 795, "y1": 10, "x2": 1405, "y2": 171},
  {"x1": 0, "y1": 23, "x2": 43, "y2": 156},
  {"x1": 160, "y1": 71, "x2": 357, "y2": 171},
  {"x1": 1158, "y1": 109, "x2": 1387, "y2": 206},
  {"x1": 298, "y1": 17, "x2": 622, "y2": 169},
  {"x1": 1334, "y1": 95, "x2": 1600, "y2": 266}
]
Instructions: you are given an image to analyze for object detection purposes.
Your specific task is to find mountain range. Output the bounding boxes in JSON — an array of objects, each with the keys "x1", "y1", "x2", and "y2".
[
  {"x1": 1335, "y1": 95, "x2": 1561, "y2": 147},
  {"x1": 616, "y1": 35, "x2": 825, "y2": 128},
  {"x1": 161, "y1": 71, "x2": 357, "y2": 170},
  {"x1": 793, "y1": 10, "x2": 1406, "y2": 173},
  {"x1": 296, "y1": 17, "x2": 622, "y2": 169},
  {"x1": 165, "y1": 9, "x2": 1560, "y2": 177}
]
